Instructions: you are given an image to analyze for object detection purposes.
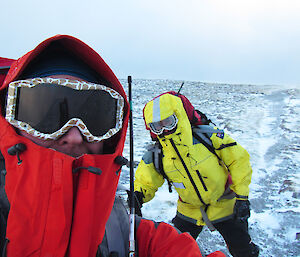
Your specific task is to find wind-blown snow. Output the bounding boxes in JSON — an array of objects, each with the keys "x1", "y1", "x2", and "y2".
[{"x1": 118, "y1": 79, "x2": 300, "y2": 257}]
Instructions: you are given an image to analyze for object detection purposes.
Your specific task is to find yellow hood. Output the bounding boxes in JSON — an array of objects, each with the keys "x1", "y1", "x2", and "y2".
[{"x1": 143, "y1": 93, "x2": 193, "y2": 145}]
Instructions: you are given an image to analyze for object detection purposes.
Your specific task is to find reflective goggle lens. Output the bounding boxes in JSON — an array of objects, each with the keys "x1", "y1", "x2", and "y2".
[
  {"x1": 149, "y1": 114, "x2": 178, "y2": 135},
  {"x1": 6, "y1": 78, "x2": 124, "y2": 142}
]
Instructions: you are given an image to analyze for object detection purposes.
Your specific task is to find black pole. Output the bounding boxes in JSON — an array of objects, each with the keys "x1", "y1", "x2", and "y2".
[
  {"x1": 176, "y1": 81, "x2": 184, "y2": 95},
  {"x1": 128, "y1": 75, "x2": 135, "y2": 257},
  {"x1": 128, "y1": 75, "x2": 134, "y2": 210}
]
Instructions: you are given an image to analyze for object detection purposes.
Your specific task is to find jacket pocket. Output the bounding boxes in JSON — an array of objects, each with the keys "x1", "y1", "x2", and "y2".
[{"x1": 196, "y1": 170, "x2": 208, "y2": 191}]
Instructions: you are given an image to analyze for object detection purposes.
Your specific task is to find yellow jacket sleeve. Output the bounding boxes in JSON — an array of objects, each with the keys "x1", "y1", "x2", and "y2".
[
  {"x1": 134, "y1": 151, "x2": 165, "y2": 203},
  {"x1": 211, "y1": 131, "x2": 253, "y2": 198}
]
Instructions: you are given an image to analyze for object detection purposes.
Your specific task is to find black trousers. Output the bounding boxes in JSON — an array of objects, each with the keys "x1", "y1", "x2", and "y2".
[{"x1": 172, "y1": 215, "x2": 259, "y2": 257}]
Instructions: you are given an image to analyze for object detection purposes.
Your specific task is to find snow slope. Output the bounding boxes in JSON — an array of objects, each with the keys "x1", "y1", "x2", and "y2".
[{"x1": 118, "y1": 79, "x2": 300, "y2": 257}]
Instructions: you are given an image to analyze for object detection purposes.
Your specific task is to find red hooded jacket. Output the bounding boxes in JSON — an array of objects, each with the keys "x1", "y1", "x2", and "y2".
[
  {"x1": 0, "y1": 35, "x2": 129, "y2": 257},
  {"x1": 0, "y1": 35, "x2": 224, "y2": 257}
]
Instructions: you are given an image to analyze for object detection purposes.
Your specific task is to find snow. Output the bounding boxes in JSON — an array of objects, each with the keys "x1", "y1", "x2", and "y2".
[{"x1": 118, "y1": 79, "x2": 300, "y2": 257}]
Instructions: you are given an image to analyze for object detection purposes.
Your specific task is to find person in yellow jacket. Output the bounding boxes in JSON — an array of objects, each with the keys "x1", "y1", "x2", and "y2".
[{"x1": 134, "y1": 93, "x2": 259, "y2": 257}]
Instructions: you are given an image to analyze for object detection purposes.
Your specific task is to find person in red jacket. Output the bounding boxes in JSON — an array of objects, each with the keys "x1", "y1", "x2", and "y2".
[{"x1": 0, "y1": 36, "x2": 225, "y2": 257}]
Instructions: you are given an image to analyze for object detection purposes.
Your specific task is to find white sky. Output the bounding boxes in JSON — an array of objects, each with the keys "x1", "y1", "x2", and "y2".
[{"x1": 1, "y1": 0, "x2": 300, "y2": 85}]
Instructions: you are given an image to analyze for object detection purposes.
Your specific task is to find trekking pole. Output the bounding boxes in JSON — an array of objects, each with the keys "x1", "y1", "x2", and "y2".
[{"x1": 128, "y1": 75, "x2": 136, "y2": 257}]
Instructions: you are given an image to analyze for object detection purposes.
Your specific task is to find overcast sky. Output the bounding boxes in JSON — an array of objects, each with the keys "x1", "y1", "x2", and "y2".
[{"x1": 1, "y1": 0, "x2": 299, "y2": 86}]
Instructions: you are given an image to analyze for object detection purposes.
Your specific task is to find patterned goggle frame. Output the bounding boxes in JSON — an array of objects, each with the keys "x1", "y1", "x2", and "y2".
[
  {"x1": 6, "y1": 77, "x2": 124, "y2": 142},
  {"x1": 148, "y1": 114, "x2": 178, "y2": 135}
]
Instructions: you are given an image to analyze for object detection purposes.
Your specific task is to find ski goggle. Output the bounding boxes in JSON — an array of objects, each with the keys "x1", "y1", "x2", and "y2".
[
  {"x1": 148, "y1": 114, "x2": 178, "y2": 135},
  {"x1": 5, "y1": 77, "x2": 124, "y2": 142}
]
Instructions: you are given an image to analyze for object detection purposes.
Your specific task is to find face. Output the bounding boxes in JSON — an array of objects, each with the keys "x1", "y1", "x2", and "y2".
[{"x1": 18, "y1": 74, "x2": 104, "y2": 158}]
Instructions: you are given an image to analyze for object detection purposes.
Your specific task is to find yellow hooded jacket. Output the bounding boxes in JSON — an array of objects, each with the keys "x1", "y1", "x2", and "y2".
[{"x1": 134, "y1": 93, "x2": 253, "y2": 226}]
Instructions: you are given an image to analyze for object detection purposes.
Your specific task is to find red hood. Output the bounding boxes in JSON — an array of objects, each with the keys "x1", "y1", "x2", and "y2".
[
  {"x1": 1, "y1": 35, "x2": 124, "y2": 93},
  {"x1": 0, "y1": 35, "x2": 129, "y2": 257},
  {"x1": 0, "y1": 57, "x2": 15, "y2": 87}
]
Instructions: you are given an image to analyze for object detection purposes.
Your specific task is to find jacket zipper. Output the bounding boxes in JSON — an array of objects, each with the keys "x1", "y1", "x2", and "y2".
[
  {"x1": 196, "y1": 170, "x2": 208, "y2": 191},
  {"x1": 169, "y1": 138, "x2": 206, "y2": 206}
]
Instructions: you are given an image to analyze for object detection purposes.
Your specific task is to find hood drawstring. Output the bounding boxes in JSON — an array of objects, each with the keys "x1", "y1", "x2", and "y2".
[
  {"x1": 72, "y1": 166, "x2": 102, "y2": 175},
  {"x1": 114, "y1": 156, "x2": 137, "y2": 175},
  {"x1": 6, "y1": 143, "x2": 103, "y2": 175},
  {"x1": 114, "y1": 156, "x2": 129, "y2": 167},
  {"x1": 114, "y1": 156, "x2": 128, "y2": 175},
  {"x1": 7, "y1": 143, "x2": 27, "y2": 165},
  {"x1": 72, "y1": 156, "x2": 133, "y2": 176}
]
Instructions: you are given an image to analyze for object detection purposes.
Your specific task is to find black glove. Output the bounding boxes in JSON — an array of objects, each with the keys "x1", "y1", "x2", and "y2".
[
  {"x1": 234, "y1": 200, "x2": 250, "y2": 222},
  {"x1": 127, "y1": 191, "x2": 144, "y2": 217}
]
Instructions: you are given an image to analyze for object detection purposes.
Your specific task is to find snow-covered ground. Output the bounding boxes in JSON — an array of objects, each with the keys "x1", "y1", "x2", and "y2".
[{"x1": 118, "y1": 79, "x2": 300, "y2": 257}]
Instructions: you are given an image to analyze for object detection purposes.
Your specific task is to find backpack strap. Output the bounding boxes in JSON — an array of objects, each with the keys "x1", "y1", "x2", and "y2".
[
  {"x1": 0, "y1": 151, "x2": 4, "y2": 173},
  {"x1": 192, "y1": 126, "x2": 223, "y2": 162},
  {"x1": 192, "y1": 125, "x2": 237, "y2": 163},
  {"x1": 150, "y1": 142, "x2": 173, "y2": 193},
  {"x1": 215, "y1": 142, "x2": 237, "y2": 150},
  {"x1": 0, "y1": 151, "x2": 9, "y2": 256},
  {"x1": 97, "y1": 196, "x2": 130, "y2": 257},
  {"x1": 0, "y1": 155, "x2": 9, "y2": 216}
]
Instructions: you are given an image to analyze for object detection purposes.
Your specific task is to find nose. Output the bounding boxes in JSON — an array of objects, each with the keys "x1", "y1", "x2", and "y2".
[{"x1": 57, "y1": 127, "x2": 84, "y2": 145}]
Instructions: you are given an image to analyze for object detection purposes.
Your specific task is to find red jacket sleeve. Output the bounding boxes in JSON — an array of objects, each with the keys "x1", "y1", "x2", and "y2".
[
  {"x1": 136, "y1": 219, "x2": 202, "y2": 257},
  {"x1": 206, "y1": 252, "x2": 226, "y2": 257}
]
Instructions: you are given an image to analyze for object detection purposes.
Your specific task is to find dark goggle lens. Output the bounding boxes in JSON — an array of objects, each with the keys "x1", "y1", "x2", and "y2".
[{"x1": 16, "y1": 83, "x2": 118, "y2": 136}]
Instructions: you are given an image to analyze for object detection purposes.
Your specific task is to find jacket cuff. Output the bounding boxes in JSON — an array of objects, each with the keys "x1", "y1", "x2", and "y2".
[{"x1": 236, "y1": 194, "x2": 248, "y2": 200}]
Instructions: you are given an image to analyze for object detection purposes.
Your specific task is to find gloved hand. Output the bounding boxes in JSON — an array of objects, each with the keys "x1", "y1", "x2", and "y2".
[
  {"x1": 127, "y1": 191, "x2": 144, "y2": 217},
  {"x1": 234, "y1": 200, "x2": 250, "y2": 222}
]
